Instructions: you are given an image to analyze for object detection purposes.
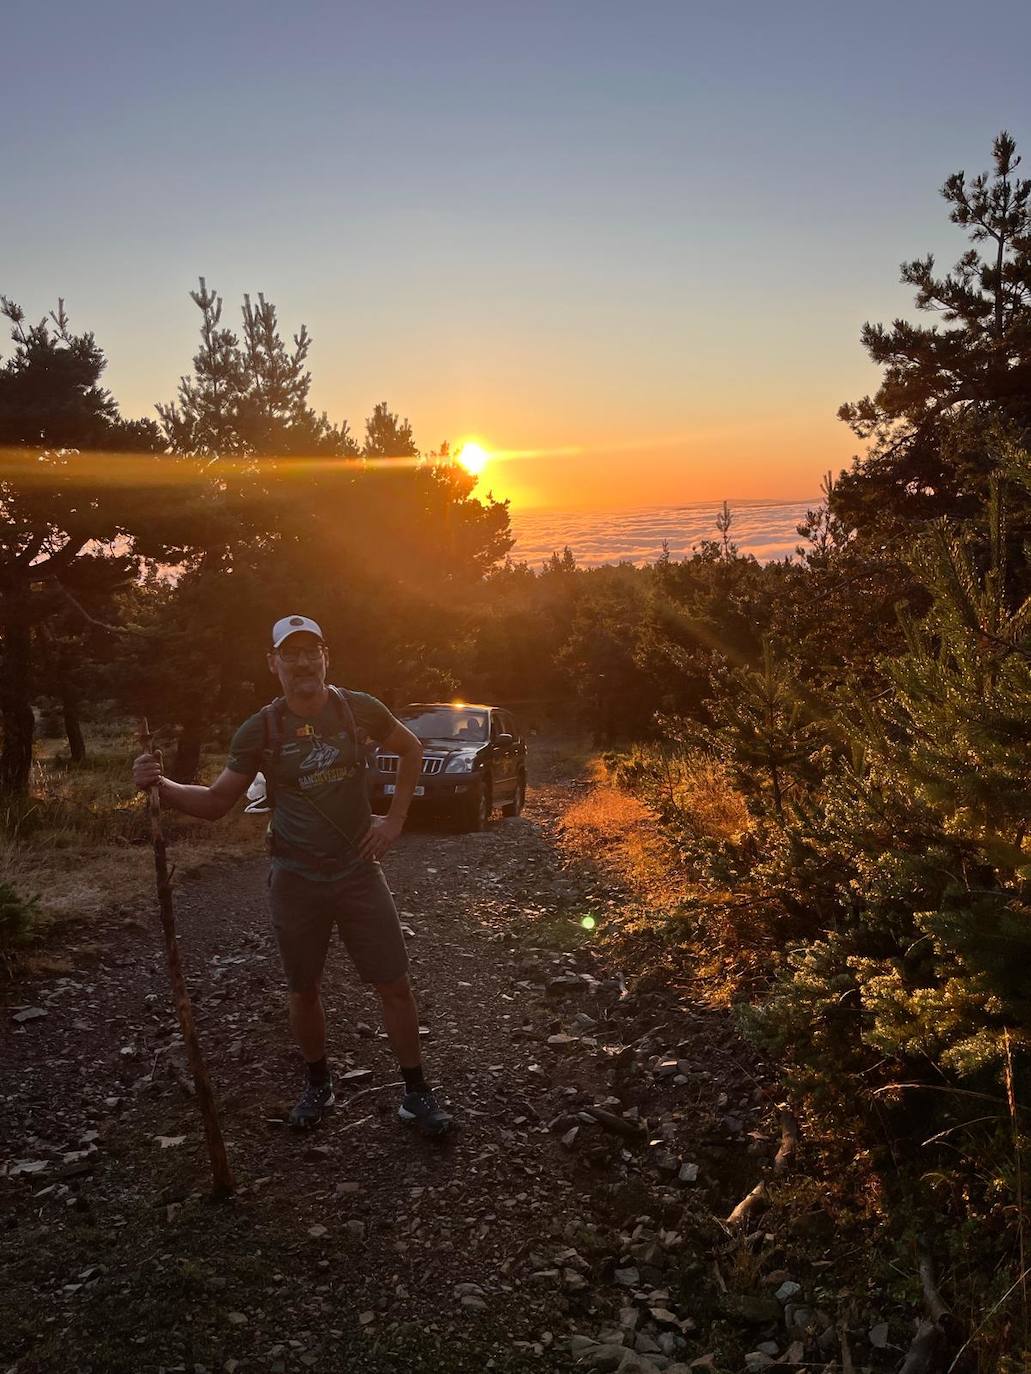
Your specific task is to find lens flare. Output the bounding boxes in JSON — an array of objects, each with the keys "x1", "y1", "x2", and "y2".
[
  {"x1": 580, "y1": 915, "x2": 596, "y2": 930},
  {"x1": 457, "y1": 441, "x2": 488, "y2": 476}
]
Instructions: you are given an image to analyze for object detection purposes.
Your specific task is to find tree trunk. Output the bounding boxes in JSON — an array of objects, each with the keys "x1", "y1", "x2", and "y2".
[
  {"x1": 172, "y1": 720, "x2": 204, "y2": 784},
  {"x1": 769, "y1": 759, "x2": 784, "y2": 821},
  {"x1": 0, "y1": 620, "x2": 36, "y2": 795},
  {"x1": 60, "y1": 682, "x2": 86, "y2": 764}
]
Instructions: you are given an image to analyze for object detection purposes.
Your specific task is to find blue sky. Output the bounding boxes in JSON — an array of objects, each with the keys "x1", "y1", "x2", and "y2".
[{"x1": 3, "y1": 1, "x2": 1029, "y2": 507}]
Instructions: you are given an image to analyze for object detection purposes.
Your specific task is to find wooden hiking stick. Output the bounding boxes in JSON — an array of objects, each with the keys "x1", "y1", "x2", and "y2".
[{"x1": 139, "y1": 719, "x2": 235, "y2": 1199}]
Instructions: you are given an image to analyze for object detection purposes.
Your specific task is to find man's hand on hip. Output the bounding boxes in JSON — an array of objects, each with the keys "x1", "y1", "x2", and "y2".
[{"x1": 358, "y1": 814, "x2": 403, "y2": 861}]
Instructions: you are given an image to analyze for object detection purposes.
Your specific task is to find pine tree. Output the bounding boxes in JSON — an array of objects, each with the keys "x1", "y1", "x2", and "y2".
[
  {"x1": 715, "y1": 500, "x2": 735, "y2": 558},
  {"x1": 363, "y1": 401, "x2": 418, "y2": 459},
  {"x1": 158, "y1": 278, "x2": 358, "y2": 458},
  {"x1": 844, "y1": 485, "x2": 1031, "y2": 1074},
  {"x1": 775, "y1": 470, "x2": 920, "y2": 692},
  {"x1": 693, "y1": 639, "x2": 827, "y2": 822},
  {"x1": 752, "y1": 481, "x2": 1031, "y2": 1085},
  {"x1": 153, "y1": 280, "x2": 364, "y2": 777},
  {"x1": 0, "y1": 297, "x2": 162, "y2": 792},
  {"x1": 833, "y1": 132, "x2": 1031, "y2": 540}
]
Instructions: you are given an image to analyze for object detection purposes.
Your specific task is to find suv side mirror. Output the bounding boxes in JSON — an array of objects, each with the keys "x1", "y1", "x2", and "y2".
[{"x1": 495, "y1": 732, "x2": 514, "y2": 745}]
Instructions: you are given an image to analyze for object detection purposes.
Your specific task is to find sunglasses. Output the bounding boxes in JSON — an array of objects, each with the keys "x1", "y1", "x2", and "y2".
[{"x1": 277, "y1": 645, "x2": 326, "y2": 664}]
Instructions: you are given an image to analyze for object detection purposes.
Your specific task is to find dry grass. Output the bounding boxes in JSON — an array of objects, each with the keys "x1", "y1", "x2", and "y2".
[
  {"x1": 559, "y1": 746, "x2": 748, "y2": 904},
  {"x1": 2, "y1": 726, "x2": 265, "y2": 952},
  {"x1": 559, "y1": 783, "x2": 686, "y2": 910},
  {"x1": 556, "y1": 747, "x2": 773, "y2": 1005},
  {"x1": 669, "y1": 753, "x2": 750, "y2": 838},
  {"x1": 609, "y1": 744, "x2": 750, "y2": 840}
]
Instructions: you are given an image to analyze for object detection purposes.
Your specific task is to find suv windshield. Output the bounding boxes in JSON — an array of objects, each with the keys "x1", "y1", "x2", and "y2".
[{"x1": 398, "y1": 708, "x2": 488, "y2": 742}]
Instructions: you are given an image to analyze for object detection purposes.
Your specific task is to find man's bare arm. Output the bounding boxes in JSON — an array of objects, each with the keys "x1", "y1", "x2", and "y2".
[
  {"x1": 383, "y1": 721, "x2": 423, "y2": 824},
  {"x1": 356, "y1": 722, "x2": 422, "y2": 860},
  {"x1": 132, "y1": 755, "x2": 252, "y2": 820}
]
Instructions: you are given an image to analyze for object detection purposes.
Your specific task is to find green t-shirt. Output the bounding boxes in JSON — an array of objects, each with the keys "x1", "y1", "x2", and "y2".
[{"x1": 227, "y1": 688, "x2": 397, "y2": 879}]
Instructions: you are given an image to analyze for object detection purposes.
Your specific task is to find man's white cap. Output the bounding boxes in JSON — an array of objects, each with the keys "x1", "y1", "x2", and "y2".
[{"x1": 271, "y1": 614, "x2": 325, "y2": 649}]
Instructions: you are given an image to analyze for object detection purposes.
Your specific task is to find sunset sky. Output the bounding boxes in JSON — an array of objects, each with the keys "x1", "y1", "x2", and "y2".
[{"x1": 3, "y1": 1, "x2": 1029, "y2": 511}]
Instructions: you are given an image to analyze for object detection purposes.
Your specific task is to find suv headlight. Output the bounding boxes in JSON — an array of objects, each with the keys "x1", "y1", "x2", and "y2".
[{"x1": 445, "y1": 752, "x2": 480, "y2": 773}]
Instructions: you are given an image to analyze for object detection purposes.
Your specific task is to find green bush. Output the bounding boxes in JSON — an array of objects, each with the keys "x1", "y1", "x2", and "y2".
[
  {"x1": 622, "y1": 486, "x2": 1031, "y2": 1101},
  {"x1": 0, "y1": 880, "x2": 41, "y2": 954}
]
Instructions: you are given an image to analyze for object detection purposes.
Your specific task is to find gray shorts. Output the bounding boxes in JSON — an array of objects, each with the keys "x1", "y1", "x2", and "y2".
[{"x1": 268, "y1": 861, "x2": 409, "y2": 992}]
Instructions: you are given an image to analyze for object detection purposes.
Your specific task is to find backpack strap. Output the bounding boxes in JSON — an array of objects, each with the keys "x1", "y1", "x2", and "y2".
[
  {"x1": 259, "y1": 696, "x2": 288, "y2": 810},
  {"x1": 327, "y1": 684, "x2": 358, "y2": 739},
  {"x1": 327, "y1": 685, "x2": 375, "y2": 771}
]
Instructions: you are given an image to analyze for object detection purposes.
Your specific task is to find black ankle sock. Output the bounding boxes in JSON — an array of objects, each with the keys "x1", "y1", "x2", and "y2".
[
  {"x1": 306, "y1": 1056, "x2": 330, "y2": 1086},
  {"x1": 402, "y1": 1063, "x2": 428, "y2": 1093}
]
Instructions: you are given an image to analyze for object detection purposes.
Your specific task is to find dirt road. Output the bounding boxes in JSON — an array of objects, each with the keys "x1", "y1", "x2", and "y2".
[{"x1": 2, "y1": 744, "x2": 785, "y2": 1374}]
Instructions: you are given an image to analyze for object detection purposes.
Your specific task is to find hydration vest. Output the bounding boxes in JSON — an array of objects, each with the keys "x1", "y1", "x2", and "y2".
[{"x1": 258, "y1": 685, "x2": 369, "y2": 812}]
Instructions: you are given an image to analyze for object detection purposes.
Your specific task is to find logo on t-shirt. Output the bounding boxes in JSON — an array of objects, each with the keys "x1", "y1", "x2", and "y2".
[{"x1": 300, "y1": 740, "x2": 340, "y2": 774}]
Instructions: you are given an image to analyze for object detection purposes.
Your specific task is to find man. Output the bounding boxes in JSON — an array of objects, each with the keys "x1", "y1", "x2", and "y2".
[{"x1": 132, "y1": 614, "x2": 452, "y2": 1135}]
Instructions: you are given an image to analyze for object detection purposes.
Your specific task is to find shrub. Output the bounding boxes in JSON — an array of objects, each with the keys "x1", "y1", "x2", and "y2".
[
  {"x1": 0, "y1": 879, "x2": 41, "y2": 956},
  {"x1": 605, "y1": 743, "x2": 749, "y2": 843}
]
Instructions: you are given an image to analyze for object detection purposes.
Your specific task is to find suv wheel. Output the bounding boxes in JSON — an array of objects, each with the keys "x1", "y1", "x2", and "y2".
[
  {"x1": 501, "y1": 772, "x2": 526, "y2": 818},
  {"x1": 461, "y1": 781, "x2": 491, "y2": 832}
]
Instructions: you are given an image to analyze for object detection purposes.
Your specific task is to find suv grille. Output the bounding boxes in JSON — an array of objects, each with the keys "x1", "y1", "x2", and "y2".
[{"x1": 377, "y1": 754, "x2": 444, "y2": 776}]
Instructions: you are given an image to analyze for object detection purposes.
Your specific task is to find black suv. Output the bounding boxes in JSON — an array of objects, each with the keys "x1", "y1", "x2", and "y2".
[{"x1": 372, "y1": 702, "x2": 527, "y2": 831}]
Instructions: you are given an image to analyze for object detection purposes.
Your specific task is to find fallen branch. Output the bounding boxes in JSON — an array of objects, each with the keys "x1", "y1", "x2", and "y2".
[
  {"x1": 139, "y1": 719, "x2": 234, "y2": 1199},
  {"x1": 339, "y1": 1115, "x2": 373, "y2": 1132},
  {"x1": 582, "y1": 1105, "x2": 646, "y2": 1140},
  {"x1": 167, "y1": 1058, "x2": 197, "y2": 1100},
  {"x1": 151, "y1": 1047, "x2": 196, "y2": 1098},
  {"x1": 919, "y1": 1248, "x2": 949, "y2": 1326},
  {"x1": 774, "y1": 1103, "x2": 800, "y2": 1174},
  {"x1": 897, "y1": 1246, "x2": 951, "y2": 1374},
  {"x1": 724, "y1": 1181, "x2": 767, "y2": 1229},
  {"x1": 337, "y1": 1079, "x2": 403, "y2": 1106},
  {"x1": 837, "y1": 1315, "x2": 856, "y2": 1374},
  {"x1": 898, "y1": 1319, "x2": 947, "y2": 1374}
]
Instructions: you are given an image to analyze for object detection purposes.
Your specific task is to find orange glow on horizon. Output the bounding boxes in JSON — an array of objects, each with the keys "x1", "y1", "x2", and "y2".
[{"x1": 0, "y1": 400, "x2": 851, "y2": 512}]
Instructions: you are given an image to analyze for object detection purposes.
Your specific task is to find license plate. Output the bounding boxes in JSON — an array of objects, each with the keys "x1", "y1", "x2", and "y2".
[{"x1": 384, "y1": 784, "x2": 424, "y2": 796}]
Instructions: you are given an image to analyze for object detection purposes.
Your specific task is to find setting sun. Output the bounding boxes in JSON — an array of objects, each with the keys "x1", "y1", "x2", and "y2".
[{"x1": 456, "y1": 441, "x2": 489, "y2": 477}]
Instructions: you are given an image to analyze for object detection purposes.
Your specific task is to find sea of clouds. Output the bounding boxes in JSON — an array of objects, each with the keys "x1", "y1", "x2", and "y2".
[{"x1": 509, "y1": 498, "x2": 819, "y2": 569}]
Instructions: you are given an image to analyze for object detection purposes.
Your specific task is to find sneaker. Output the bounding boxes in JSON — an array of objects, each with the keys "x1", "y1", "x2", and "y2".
[
  {"x1": 398, "y1": 1088, "x2": 453, "y2": 1136},
  {"x1": 288, "y1": 1077, "x2": 335, "y2": 1130}
]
